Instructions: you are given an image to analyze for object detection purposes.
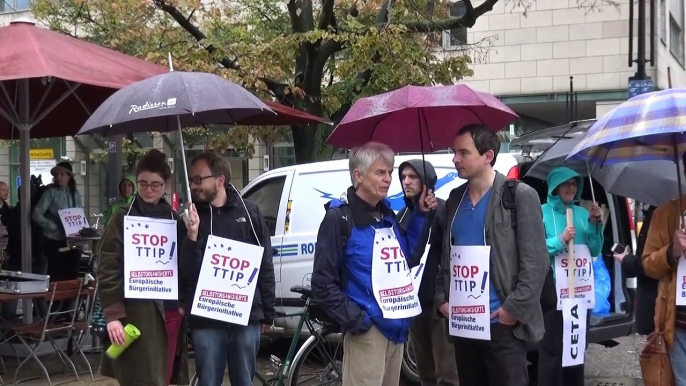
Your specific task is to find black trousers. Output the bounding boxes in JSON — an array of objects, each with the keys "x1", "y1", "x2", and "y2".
[
  {"x1": 453, "y1": 323, "x2": 528, "y2": 386},
  {"x1": 45, "y1": 238, "x2": 81, "y2": 282},
  {"x1": 537, "y1": 309, "x2": 586, "y2": 386}
]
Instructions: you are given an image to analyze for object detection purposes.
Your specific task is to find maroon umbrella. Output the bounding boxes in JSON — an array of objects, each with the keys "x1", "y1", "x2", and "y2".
[
  {"x1": 0, "y1": 19, "x2": 167, "y2": 139},
  {"x1": 326, "y1": 84, "x2": 518, "y2": 152}
]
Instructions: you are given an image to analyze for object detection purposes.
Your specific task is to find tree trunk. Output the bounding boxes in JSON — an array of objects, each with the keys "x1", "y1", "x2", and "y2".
[
  {"x1": 291, "y1": 124, "x2": 319, "y2": 164},
  {"x1": 292, "y1": 93, "x2": 325, "y2": 164}
]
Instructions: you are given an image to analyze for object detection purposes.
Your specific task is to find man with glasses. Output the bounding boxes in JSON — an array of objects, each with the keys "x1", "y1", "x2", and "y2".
[{"x1": 180, "y1": 152, "x2": 275, "y2": 386}]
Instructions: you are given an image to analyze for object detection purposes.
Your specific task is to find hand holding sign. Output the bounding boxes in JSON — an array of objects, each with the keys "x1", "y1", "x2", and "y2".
[{"x1": 58, "y1": 208, "x2": 89, "y2": 236}]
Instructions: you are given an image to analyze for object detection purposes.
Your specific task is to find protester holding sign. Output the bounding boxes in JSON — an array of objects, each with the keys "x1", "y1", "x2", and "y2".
[
  {"x1": 538, "y1": 166, "x2": 603, "y2": 386},
  {"x1": 311, "y1": 142, "x2": 436, "y2": 386},
  {"x1": 642, "y1": 153, "x2": 686, "y2": 385},
  {"x1": 32, "y1": 161, "x2": 83, "y2": 281},
  {"x1": 396, "y1": 159, "x2": 458, "y2": 386},
  {"x1": 180, "y1": 152, "x2": 275, "y2": 386},
  {"x1": 435, "y1": 125, "x2": 549, "y2": 386},
  {"x1": 97, "y1": 150, "x2": 190, "y2": 386}
]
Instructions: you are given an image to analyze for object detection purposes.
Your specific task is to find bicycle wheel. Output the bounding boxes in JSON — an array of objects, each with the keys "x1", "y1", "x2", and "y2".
[
  {"x1": 189, "y1": 372, "x2": 198, "y2": 386},
  {"x1": 288, "y1": 331, "x2": 343, "y2": 386}
]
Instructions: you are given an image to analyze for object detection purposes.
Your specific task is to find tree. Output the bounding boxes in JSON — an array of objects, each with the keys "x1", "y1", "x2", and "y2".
[{"x1": 32, "y1": 0, "x2": 615, "y2": 163}]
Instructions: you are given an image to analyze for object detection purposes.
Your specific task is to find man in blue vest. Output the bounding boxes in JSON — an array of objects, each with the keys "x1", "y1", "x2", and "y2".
[{"x1": 312, "y1": 142, "x2": 436, "y2": 386}]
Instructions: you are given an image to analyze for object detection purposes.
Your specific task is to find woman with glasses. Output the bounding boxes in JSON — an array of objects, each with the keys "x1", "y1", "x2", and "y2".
[{"x1": 97, "y1": 149, "x2": 189, "y2": 386}]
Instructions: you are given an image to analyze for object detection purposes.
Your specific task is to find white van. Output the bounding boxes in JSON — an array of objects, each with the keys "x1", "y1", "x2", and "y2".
[{"x1": 240, "y1": 153, "x2": 519, "y2": 326}]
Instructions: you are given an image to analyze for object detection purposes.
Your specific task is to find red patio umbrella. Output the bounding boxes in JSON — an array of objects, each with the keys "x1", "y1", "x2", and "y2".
[
  {"x1": 0, "y1": 18, "x2": 166, "y2": 300},
  {"x1": 0, "y1": 18, "x2": 167, "y2": 139},
  {"x1": 236, "y1": 99, "x2": 330, "y2": 125}
]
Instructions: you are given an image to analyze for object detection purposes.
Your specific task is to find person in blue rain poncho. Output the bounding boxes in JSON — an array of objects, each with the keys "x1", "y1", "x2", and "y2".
[{"x1": 538, "y1": 166, "x2": 603, "y2": 386}]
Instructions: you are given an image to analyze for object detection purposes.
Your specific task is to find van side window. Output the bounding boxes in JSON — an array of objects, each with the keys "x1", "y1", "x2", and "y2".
[{"x1": 243, "y1": 176, "x2": 286, "y2": 236}]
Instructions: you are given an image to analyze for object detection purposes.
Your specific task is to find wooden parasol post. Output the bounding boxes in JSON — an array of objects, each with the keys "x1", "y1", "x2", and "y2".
[{"x1": 567, "y1": 208, "x2": 576, "y2": 300}]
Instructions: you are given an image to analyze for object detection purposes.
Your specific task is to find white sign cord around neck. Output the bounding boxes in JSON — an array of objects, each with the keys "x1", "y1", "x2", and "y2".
[
  {"x1": 453, "y1": 184, "x2": 486, "y2": 246},
  {"x1": 126, "y1": 195, "x2": 174, "y2": 219},
  {"x1": 209, "y1": 185, "x2": 260, "y2": 247}
]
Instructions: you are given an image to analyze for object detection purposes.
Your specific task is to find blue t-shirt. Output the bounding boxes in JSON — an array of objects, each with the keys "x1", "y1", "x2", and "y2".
[{"x1": 450, "y1": 188, "x2": 500, "y2": 323}]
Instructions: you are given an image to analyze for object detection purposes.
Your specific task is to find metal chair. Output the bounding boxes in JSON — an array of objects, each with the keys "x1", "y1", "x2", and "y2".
[{"x1": 11, "y1": 279, "x2": 83, "y2": 385}]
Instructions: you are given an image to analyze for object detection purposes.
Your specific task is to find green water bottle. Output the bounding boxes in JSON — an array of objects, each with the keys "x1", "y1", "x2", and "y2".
[{"x1": 106, "y1": 324, "x2": 141, "y2": 359}]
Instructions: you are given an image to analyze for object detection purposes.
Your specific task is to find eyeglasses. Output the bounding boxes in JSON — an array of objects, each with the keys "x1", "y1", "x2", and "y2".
[
  {"x1": 137, "y1": 180, "x2": 165, "y2": 191},
  {"x1": 190, "y1": 175, "x2": 216, "y2": 186}
]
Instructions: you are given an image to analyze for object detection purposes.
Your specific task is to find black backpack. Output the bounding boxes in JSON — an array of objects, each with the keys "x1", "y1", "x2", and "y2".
[
  {"x1": 330, "y1": 205, "x2": 354, "y2": 284},
  {"x1": 502, "y1": 179, "x2": 557, "y2": 313}
]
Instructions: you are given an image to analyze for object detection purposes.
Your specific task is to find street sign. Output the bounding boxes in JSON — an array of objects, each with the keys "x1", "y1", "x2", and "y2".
[
  {"x1": 628, "y1": 79, "x2": 653, "y2": 99},
  {"x1": 29, "y1": 149, "x2": 53, "y2": 159}
]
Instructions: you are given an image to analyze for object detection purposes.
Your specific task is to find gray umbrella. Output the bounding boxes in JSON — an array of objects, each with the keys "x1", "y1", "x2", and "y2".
[
  {"x1": 514, "y1": 121, "x2": 685, "y2": 207},
  {"x1": 593, "y1": 161, "x2": 686, "y2": 207},
  {"x1": 78, "y1": 70, "x2": 273, "y2": 136},
  {"x1": 79, "y1": 66, "x2": 274, "y2": 206}
]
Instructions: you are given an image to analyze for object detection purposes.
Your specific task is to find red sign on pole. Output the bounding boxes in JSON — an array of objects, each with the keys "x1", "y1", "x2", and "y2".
[{"x1": 171, "y1": 192, "x2": 178, "y2": 212}]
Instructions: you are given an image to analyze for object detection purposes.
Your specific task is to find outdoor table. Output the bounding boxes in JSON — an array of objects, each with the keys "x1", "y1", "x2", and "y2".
[{"x1": 67, "y1": 236, "x2": 102, "y2": 273}]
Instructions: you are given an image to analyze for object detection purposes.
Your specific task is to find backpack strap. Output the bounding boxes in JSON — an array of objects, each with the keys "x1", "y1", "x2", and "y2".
[
  {"x1": 330, "y1": 205, "x2": 353, "y2": 285},
  {"x1": 501, "y1": 179, "x2": 519, "y2": 229}
]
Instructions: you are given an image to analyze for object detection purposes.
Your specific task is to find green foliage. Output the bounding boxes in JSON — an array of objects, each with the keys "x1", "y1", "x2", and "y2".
[{"x1": 29, "y1": 0, "x2": 524, "y2": 162}]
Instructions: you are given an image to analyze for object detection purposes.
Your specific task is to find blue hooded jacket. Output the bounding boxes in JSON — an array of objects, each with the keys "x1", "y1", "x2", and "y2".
[
  {"x1": 541, "y1": 167, "x2": 604, "y2": 278},
  {"x1": 311, "y1": 187, "x2": 432, "y2": 343}
]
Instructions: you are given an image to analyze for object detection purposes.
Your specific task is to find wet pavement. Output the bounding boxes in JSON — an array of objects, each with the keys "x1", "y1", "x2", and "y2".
[
  {"x1": 584, "y1": 334, "x2": 645, "y2": 386},
  {"x1": 0, "y1": 334, "x2": 645, "y2": 385}
]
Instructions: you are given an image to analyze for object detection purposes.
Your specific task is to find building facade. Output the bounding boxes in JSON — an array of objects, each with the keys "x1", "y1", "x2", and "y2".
[{"x1": 440, "y1": 0, "x2": 685, "y2": 144}]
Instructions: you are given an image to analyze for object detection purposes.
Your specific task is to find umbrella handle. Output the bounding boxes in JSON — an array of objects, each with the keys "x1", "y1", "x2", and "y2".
[
  {"x1": 586, "y1": 160, "x2": 596, "y2": 203},
  {"x1": 673, "y1": 138, "x2": 685, "y2": 229},
  {"x1": 176, "y1": 116, "x2": 193, "y2": 208}
]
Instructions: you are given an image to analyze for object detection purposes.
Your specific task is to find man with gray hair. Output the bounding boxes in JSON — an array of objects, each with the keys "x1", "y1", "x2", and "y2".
[{"x1": 311, "y1": 141, "x2": 437, "y2": 386}]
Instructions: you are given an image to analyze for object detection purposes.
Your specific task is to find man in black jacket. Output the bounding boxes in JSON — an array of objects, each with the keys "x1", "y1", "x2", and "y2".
[
  {"x1": 397, "y1": 160, "x2": 458, "y2": 386},
  {"x1": 181, "y1": 152, "x2": 275, "y2": 386}
]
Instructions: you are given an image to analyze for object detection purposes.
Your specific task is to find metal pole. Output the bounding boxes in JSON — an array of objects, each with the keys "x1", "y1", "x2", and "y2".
[
  {"x1": 167, "y1": 53, "x2": 192, "y2": 211},
  {"x1": 106, "y1": 135, "x2": 123, "y2": 206},
  {"x1": 72, "y1": 136, "x2": 90, "y2": 217},
  {"x1": 586, "y1": 160, "x2": 596, "y2": 203},
  {"x1": 177, "y1": 118, "x2": 192, "y2": 207},
  {"x1": 18, "y1": 79, "x2": 33, "y2": 323},
  {"x1": 636, "y1": 0, "x2": 647, "y2": 80}
]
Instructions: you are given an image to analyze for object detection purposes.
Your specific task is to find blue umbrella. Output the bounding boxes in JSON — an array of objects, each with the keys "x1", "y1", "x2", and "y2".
[
  {"x1": 567, "y1": 88, "x2": 686, "y2": 214},
  {"x1": 566, "y1": 88, "x2": 686, "y2": 166}
]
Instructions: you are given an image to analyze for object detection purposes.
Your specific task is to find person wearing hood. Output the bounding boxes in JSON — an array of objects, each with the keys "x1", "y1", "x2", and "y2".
[
  {"x1": 538, "y1": 166, "x2": 603, "y2": 386},
  {"x1": 33, "y1": 161, "x2": 84, "y2": 281},
  {"x1": 103, "y1": 174, "x2": 136, "y2": 227},
  {"x1": 311, "y1": 142, "x2": 436, "y2": 386},
  {"x1": 396, "y1": 160, "x2": 458, "y2": 386},
  {"x1": 98, "y1": 150, "x2": 190, "y2": 386},
  {"x1": 181, "y1": 151, "x2": 275, "y2": 386}
]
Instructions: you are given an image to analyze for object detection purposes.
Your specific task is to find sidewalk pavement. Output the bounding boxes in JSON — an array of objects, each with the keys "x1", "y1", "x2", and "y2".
[{"x1": 0, "y1": 353, "x2": 261, "y2": 385}]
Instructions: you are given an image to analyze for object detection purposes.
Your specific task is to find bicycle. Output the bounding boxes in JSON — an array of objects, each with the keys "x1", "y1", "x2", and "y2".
[{"x1": 189, "y1": 285, "x2": 343, "y2": 386}]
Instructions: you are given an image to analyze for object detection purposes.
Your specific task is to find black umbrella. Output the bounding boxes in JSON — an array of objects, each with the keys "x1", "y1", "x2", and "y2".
[{"x1": 79, "y1": 59, "x2": 274, "y2": 205}]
